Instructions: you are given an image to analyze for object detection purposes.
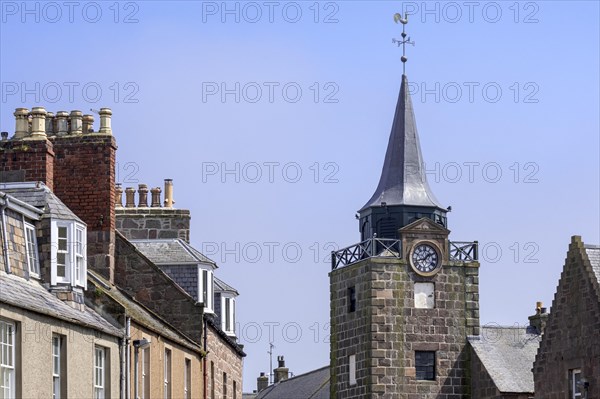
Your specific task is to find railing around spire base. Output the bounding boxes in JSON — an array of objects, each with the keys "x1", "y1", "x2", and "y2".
[
  {"x1": 331, "y1": 238, "x2": 401, "y2": 270},
  {"x1": 448, "y1": 241, "x2": 479, "y2": 262},
  {"x1": 331, "y1": 239, "x2": 479, "y2": 270}
]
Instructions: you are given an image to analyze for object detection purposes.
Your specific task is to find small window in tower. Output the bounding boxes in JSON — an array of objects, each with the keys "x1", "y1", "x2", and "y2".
[
  {"x1": 415, "y1": 351, "x2": 435, "y2": 381},
  {"x1": 348, "y1": 287, "x2": 356, "y2": 313},
  {"x1": 569, "y1": 369, "x2": 582, "y2": 399},
  {"x1": 414, "y1": 283, "x2": 435, "y2": 309},
  {"x1": 349, "y1": 355, "x2": 357, "y2": 386}
]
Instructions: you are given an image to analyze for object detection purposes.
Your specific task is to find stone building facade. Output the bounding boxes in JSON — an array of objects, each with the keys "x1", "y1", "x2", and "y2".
[
  {"x1": 533, "y1": 236, "x2": 600, "y2": 399},
  {"x1": 1, "y1": 106, "x2": 245, "y2": 399},
  {"x1": 0, "y1": 185, "x2": 122, "y2": 399},
  {"x1": 330, "y1": 219, "x2": 479, "y2": 398},
  {"x1": 86, "y1": 270, "x2": 205, "y2": 399},
  {"x1": 206, "y1": 320, "x2": 245, "y2": 399},
  {"x1": 126, "y1": 224, "x2": 246, "y2": 399}
]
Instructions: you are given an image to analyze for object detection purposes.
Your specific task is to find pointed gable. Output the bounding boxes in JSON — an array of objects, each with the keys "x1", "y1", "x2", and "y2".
[{"x1": 533, "y1": 236, "x2": 600, "y2": 398}]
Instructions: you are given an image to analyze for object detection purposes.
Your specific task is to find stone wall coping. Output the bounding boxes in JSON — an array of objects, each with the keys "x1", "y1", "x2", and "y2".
[{"x1": 116, "y1": 208, "x2": 191, "y2": 215}]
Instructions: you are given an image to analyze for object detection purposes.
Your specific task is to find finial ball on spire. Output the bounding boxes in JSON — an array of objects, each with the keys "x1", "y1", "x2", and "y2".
[{"x1": 401, "y1": 56, "x2": 408, "y2": 63}]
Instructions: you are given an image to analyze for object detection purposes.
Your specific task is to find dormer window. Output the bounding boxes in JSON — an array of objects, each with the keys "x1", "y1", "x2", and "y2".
[
  {"x1": 199, "y1": 267, "x2": 214, "y2": 313},
  {"x1": 221, "y1": 296, "x2": 236, "y2": 336},
  {"x1": 24, "y1": 222, "x2": 40, "y2": 277},
  {"x1": 51, "y1": 220, "x2": 87, "y2": 288}
]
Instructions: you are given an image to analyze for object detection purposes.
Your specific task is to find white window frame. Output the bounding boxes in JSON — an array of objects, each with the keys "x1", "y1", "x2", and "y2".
[
  {"x1": 94, "y1": 346, "x2": 105, "y2": 399},
  {"x1": 184, "y1": 358, "x2": 191, "y2": 399},
  {"x1": 24, "y1": 222, "x2": 40, "y2": 277},
  {"x1": 52, "y1": 335, "x2": 61, "y2": 399},
  {"x1": 164, "y1": 348, "x2": 171, "y2": 399},
  {"x1": 51, "y1": 220, "x2": 87, "y2": 288},
  {"x1": 0, "y1": 320, "x2": 15, "y2": 399},
  {"x1": 199, "y1": 267, "x2": 214, "y2": 314},
  {"x1": 141, "y1": 347, "x2": 149, "y2": 399},
  {"x1": 571, "y1": 368, "x2": 582, "y2": 399},
  {"x1": 221, "y1": 296, "x2": 236, "y2": 336},
  {"x1": 74, "y1": 225, "x2": 85, "y2": 287}
]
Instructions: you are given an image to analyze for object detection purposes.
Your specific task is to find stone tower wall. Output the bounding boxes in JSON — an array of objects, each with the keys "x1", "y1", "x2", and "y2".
[{"x1": 330, "y1": 257, "x2": 479, "y2": 398}]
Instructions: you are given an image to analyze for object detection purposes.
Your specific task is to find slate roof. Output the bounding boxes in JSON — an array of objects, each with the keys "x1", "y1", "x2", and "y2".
[
  {"x1": 215, "y1": 276, "x2": 239, "y2": 295},
  {"x1": 255, "y1": 366, "x2": 330, "y2": 399},
  {"x1": 0, "y1": 271, "x2": 121, "y2": 337},
  {"x1": 360, "y1": 74, "x2": 445, "y2": 212},
  {"x1": 585, "y1": 245, "x2": 600, "y2": 288},
  {"x1": 0, "y1": 182, "x2": 83, "y2": 222},
  {"x1": 87, "y1": 271, "x2": 203, "y2": 352},
  {"x1": 468, "y1": 326, "x2": 540, "y2": 394},
  {"x1": 130, "y1": 239, "x2": 216, "y2": 266}
]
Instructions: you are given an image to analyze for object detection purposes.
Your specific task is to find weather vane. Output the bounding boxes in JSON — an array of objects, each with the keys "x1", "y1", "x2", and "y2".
[{"x1": 392, "y1": 13, "x2": 414, "y2": 75}]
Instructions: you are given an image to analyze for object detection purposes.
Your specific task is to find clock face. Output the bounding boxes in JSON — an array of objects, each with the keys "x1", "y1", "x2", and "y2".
[{"x1": 411, "y1": 243, "x2": 440, "y2": 275}]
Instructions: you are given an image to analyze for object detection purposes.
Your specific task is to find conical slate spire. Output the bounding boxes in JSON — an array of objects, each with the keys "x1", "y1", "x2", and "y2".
[{"x1": 360, "y1": 74, "x2": 444, "y2": 212}]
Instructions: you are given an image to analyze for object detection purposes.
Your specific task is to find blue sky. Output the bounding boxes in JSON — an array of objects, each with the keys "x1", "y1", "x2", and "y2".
[{"x1": 1, "y1": 0, "x2": 599, "y2": 392}]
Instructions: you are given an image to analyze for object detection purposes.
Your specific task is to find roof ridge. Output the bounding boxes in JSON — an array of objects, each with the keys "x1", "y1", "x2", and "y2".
[{"x1": 275, "y1": 365, "x2": 330, "y2": 383}]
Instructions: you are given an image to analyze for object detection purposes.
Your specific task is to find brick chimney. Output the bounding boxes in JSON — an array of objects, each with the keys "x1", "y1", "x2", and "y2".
[
  {"x1": 528, "y1": 301, "x2": 549, "y2": 335},
  {"x1": 1, "y1": 106, "x2": 117, "y2": 283},
  {"x1": 51, "y1": 109, "x2": 116, "y2": 283},
  {"x1": 257, "y1": 372, "x2": 269, "y2": 392},
  {"x1": 0, "y1": 107, "x2": 55, "y2": 189},
  {"x1": 274, "y1": 356, "x2": 289, "y2": 383}
]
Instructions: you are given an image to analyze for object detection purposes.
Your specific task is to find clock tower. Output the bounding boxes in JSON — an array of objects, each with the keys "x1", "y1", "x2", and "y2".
[{"x1": 329, "y1": 17, "x2": 479, "y2": 399}]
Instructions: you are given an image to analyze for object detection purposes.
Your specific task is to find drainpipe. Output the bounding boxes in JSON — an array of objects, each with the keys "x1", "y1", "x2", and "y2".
[
  {"x1": 204, "y1": 316, "x2": 208, "y2": 399},
  {"x1": 0, "y1": 198, "x2": 11, "y2": 274},
  {"x1": 134, "y1": 348, "x2": 139, "y2": 399}
]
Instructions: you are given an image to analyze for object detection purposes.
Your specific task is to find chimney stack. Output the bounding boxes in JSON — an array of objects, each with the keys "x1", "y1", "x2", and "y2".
[
  {"x1": 14, "y1": 108, "x2": 30, "y2": 139},
  {"x1": 115, "y1": 180, "x2": 190, "y2": 243},
  {"x1": 150, "y1": 187, "x2": 162, "y2": 207},
  {"x1": 528, "y1": 301, "x2": 549, "y2": 335},
  {"x1": 98, "y1": 108, "x2": 112, "y2": 134},
  {"x1": 257, "y1": 372, "x2": 269, "y2": 392},
  {"x1": 164, "y1": 179, "x2": 174, "y2": 208},
  {"x1": 115, "y1": 184, "x2": 124, "y2": 208},
  {"x1": 45, "y1": 112, "x2": 55, "y2": 135},
  {"x1": 138, "y1": 184, "x2": 149, "y2": 207},
  {"x1": 3, "y1": 105, "x2": 118, "y2": 282},
  {"x1": 55, "y1": 111, "x2": 69, "y2": 136},
  {"x1": 69, "y1": 110, "x2": 83, "y2": 134},
  {"x1": 125, "y1": 187, "x2": 136, "y2": 208},
  {"x1": 30, "y1": 107, "x2": 47, "y2": 139},
  {"x1": 82, "y1": 114, "x2": 94, "y2": 134},
  {"x1": 274, "y1": 356, "x2": 289, "y2": 383}
]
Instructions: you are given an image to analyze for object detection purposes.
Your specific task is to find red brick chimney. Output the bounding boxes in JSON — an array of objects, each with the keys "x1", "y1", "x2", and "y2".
[
  {"x1": 1, "y1": 107, "x2": 117, "y2": 283},
  {"x1": 0, "y1": 108, "x2": 55, "y2": 189}
]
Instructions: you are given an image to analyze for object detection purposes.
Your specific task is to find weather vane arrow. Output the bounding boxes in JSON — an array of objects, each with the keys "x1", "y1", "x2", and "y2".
[{"x1": 392, "y1": 13, "x2": 415, "y2": 75}]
